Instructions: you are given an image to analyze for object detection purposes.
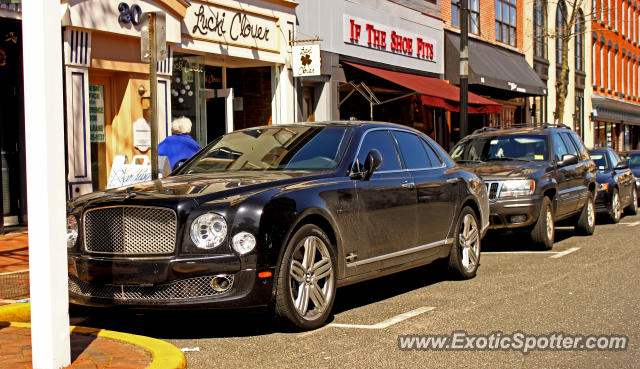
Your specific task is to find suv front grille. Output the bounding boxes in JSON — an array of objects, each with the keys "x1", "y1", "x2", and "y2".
[
  {"x1": 485, "y1": 181, "x2": 502, "y2": 200},
  {"x1": 83, "y1": 206, "x2": 177, "y2": 255}
]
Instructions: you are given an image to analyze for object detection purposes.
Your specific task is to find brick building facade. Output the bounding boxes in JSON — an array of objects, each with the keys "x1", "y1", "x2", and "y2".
[
  {"x1": 591, "y1": 0, "x2": 640, "y2": 150},
  {"x1": 441, "y1": 0, "x2": 547, "y2": 143}
]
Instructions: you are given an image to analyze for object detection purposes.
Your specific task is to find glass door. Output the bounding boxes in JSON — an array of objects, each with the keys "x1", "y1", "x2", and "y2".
[{"x1": 171, "y1": 54, "x2": 206, "y2": 147}]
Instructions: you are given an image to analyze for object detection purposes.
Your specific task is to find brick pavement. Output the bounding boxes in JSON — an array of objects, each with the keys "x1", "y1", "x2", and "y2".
[
  {"x1": 0, "y1": 323, "x2": 152, "y2": 369},
  {"x1": 0, "y1": 232, "x2": 30, "y2": 302}
]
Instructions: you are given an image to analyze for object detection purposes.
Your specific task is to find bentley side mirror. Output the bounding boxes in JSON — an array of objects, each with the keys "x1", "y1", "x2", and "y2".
[
  {"x1": 361, "y1": 149, "x2": 383, "y2": 181},
  {"x1": 558, "y1": 154, "x2": 578, "y2": 167}
]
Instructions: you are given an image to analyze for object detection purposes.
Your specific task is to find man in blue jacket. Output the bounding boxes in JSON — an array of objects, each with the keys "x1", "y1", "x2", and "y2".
[{"x1": 158, "y1": 116, "x2": 200, "y2": 169}]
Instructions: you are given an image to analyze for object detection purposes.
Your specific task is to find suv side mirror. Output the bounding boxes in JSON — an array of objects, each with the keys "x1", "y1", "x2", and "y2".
[
  {"x1": 558, "y1": 154, "x2": 578, "y2": 167},
  {"x1": 614, "y1": 161, "x2": 630, "y2": 171},
  {"x1": 352, "y1": 150, "x2": 383, "y2": 181}
]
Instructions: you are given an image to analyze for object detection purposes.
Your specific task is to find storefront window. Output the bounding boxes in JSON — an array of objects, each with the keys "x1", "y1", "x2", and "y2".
[
  {"x1": 533, "y1": 95, "x2": 547, "y2": 123},
  {"x1": 171, "y1": 54, "x2": 205, "y2": 146}
]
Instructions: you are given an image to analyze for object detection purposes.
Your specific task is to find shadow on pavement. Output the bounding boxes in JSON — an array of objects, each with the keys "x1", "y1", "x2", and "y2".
[{"x1": 482, "y1": 227, "x2": 575, "y2": 252}]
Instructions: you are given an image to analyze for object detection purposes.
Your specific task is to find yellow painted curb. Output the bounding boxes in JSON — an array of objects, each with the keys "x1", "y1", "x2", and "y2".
[
  {"x1": 0, "y1": 303, "x2": 186, "y2": 369},
  {"x1": 0, "y1": 301, "x2": 30, "y2": 322}
]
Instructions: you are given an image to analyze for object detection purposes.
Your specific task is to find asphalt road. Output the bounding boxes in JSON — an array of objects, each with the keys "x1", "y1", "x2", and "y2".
[{"x1": 71, "y1": 212, "x2": 640, "y2": 368}]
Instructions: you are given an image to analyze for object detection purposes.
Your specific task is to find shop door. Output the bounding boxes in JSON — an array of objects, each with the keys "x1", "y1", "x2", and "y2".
[
  {"x1": 88, "y1": 75, "x2": 112, "y2": 191},
  {"x1": 0, "y1": 18, "x2": 26, "y2": 227},
  {"x1": 205, "y1": 88, "x2": 234, "y2": 143}
]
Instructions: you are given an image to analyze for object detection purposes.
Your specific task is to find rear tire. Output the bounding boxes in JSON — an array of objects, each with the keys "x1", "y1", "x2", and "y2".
[
  {"x1": 531, "y1": 197, "x2": 554, "y2": 250},
  {"x1": 274, "y1": 224, "x2": 336, "y2": 331},
  {"x1": 608, "y1": 188, "x2": 622, "y2": 223},
  {"x1": 448, "y1": 207, "x2": 481, "y2": 279},
  {"x1": 575, "y1": 192, "x2": 596, "y2": 235},
  {"x1": 625, "y1": 186, "x2": 638, "y2": 215}
]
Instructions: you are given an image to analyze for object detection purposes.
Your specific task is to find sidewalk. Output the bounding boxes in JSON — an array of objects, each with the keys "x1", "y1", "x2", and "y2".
[
  {"x1": 0, "y1": 231, "x2": 30, "y2": 302},
  {"x1": 0, "y1": 232, "x2": 187, "y2": 368}
]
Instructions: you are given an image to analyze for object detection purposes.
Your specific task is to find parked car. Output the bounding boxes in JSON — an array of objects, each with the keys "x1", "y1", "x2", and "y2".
[
  {"x1": 450, "y1": 124, "x2": 597, "y2": 250},
  {"x1": 619, "y1": 150, "x2": 640, "y2": 203},
  {"x1": 66, "y1": 122, "x2": 489, "y2": 330},
  {"x1": 589, "y1": 148, "x2": 638, "y2": 223}
]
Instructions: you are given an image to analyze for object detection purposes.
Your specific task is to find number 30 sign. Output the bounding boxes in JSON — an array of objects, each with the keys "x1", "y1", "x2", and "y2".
[{"x1": 118, "y1": 2, "x2": 142, "y2": 25}]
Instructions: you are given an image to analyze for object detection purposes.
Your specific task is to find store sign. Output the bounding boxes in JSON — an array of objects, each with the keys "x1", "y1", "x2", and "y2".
[
  {"x1": 184, "y1": 2, "x2": 279, "y2": 52},
  {"x1": 292, "y1": 45, "x2": 321, "y2": 77},
  {"x1": 89, "y1": 85, "x2": 106, "y2": 142},
  {"x1": 343, "y1": 15, "x2": 437, "y2": 62},
  {"x1": 133, "y1": 118, "x2": 151, "y2": 152}
]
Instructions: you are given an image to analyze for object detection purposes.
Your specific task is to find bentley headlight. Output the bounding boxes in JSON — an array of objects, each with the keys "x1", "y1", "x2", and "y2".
[
  {"x1": 190, "y1": 213, "x2": 227, "y2": 249},
  {"x1": 66, "y1": 215, "x2": 78, "y2": 249},
  {"x1": 232, "y1": 232, "x2": 257, "y2": 255},
  {"x1": 499, "y1": 179, "x2": 535, "y2": 198}
]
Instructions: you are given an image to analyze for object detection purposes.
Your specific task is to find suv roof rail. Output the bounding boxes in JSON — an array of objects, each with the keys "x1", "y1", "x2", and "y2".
[
  {"x1": 471, "y1": 122, "x2": 572, "y2": 133},
  {"x1": 472, "y1": 127, "x2": 499, "y2": 134},
  {"x1": 541, "y1": 122, "x2": 571, "y2": 129}
]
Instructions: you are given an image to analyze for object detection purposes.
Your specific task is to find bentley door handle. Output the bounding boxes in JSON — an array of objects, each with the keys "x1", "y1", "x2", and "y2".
[
  {"x1": 402, "y1": 181, "x2": 415, "y2": 189},
  {"x1": 446, "y1": 178, "x2": 458, "y2": 184}
]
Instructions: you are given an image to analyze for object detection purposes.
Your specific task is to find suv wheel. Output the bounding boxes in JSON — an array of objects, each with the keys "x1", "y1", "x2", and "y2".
[
  {"x1": 531, "y1": 197, "x2": 554, "y2": 250},
  {"x1": 608, "y1": 189, "x2": 622, "y2": 223},
  {"x1": 275, "y1": 224, "x2": 336, "y2": 330},
  {"x1": 575, "y1": 192, "x2": 596, "y2": 235},
  {"x1": 625, "y1": 186, "x2": 638, "y2": 215}
]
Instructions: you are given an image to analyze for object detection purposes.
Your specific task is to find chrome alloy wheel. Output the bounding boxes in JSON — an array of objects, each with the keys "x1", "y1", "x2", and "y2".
[
  {"x1": 288, "y1": 236, "x2": 334, "y2": 320},
  {"x1": 546, "y1": 207, "x2": 554, "y2": 242},
  {"x1": 458, "y1": 213, "x2": 480, "y2": 272},
  {"x1": 612, "y1": 191, "x2": 621, "y2": 220},
  {"x1": 587, "y1": 198, "x2": 595, "y2": 229}
]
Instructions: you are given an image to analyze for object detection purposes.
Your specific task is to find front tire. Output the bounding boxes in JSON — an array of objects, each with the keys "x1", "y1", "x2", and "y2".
[
  {"x1": 575, "y1": 192, "x2": 596, "y2": 235},
  {"x1": 531, "y1": 197, "x2": 554, "y2": 250},
  {"x1": 608, "y1": 188, "x2": 622, "y2": 223},
  {"x1": 275, "y1": 224, "x2": 336, "y2": 330},
  {"x1": 625, "y1": 186, "x2": 638, "y2": 215},
  {"x1": 448, "y1": 207, "x2": 481, "y2": 279}
]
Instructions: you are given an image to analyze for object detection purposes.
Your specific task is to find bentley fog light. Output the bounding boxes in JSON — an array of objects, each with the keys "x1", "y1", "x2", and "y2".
[
  {"x1": 190, "y1": 213, "x2": 227, "y2": 249},
  {"x1": 499, "y1": 179, "x2": 535, "y2": 198},
  {"x1": 66, "y1": 215, "x2": 78, "y2": 249},
  {"x1": 232, "y1": 232, "x2": 257, "y2": 255}
]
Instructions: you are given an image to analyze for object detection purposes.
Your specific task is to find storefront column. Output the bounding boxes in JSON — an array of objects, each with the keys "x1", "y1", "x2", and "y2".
[{"x1": 63, "y1": 29, "x2": 92, "y2": 198}]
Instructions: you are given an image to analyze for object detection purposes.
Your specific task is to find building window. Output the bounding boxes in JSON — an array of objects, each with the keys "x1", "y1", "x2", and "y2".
[
  {"x1": 615, "y1": 0, "x2": 618, "y2": 30},
  {"x1": 534, "y1": 0, "x2": 547, "y2": 58},
  {"x1": 575, "y1": 93, "x2": 584, "y2": 140},
  {"x1": 575, "y1": 11, "x2": 584, "y2": 71},
  {"x1": 607, "y1": 47, "x2": 611, "y2": 90},
  {"x1": 496, "y1": 0, "x2": 517, "y2": 46},
  {"x1": 601, "y1": 0, "x2": 604, "y2": 21},
  {"x1": 556, "y1": 2, "x2": 567, "y2": 66},
  {"x1": 592, "y1": 41, "x2": 596, "y2": 86},
  {"x1": 614, "y1": 49, "x2": 618, "y2": 91},
  {"x1": 452, "y1": 0, "x2": 480, "y2": 34}
]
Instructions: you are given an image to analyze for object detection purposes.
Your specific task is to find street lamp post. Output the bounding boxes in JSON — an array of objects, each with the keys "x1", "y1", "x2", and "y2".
[{"x1": 460, "y1": 0, "x2": 469, "y2": 139}]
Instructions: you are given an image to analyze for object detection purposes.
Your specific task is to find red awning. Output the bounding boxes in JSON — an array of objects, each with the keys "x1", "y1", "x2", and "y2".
[{"x1": 344, "y1": 62, "x2": 502, "y2": 114}]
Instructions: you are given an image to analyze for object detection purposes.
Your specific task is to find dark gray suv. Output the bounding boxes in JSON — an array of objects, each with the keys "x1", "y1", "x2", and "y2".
[{"x1": 450, "y1": 124, "x2": 597, "y2": 249}]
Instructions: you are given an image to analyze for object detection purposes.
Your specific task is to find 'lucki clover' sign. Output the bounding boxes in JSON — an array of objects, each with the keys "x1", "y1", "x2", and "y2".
[{"x1": 184, "y1": 2, "x2": 279, "y2": 53}]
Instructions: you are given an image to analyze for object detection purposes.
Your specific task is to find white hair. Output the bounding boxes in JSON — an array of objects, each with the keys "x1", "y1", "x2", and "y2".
[{"x1": 171, "y1": 116, "x2": 192, "y2": 134}]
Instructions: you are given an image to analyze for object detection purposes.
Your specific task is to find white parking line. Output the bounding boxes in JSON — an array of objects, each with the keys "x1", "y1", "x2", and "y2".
[
  {"x1": 329, "y1": 306, "x2": 435, "y2": 330},
  {"x1": 483, "y1": 251, "x2": 556, "y2": 255},
  {"x1": 620, "y1": 221, "x2": 640, "y2": 227},
  {"x1": 548, "y1": 247, "x2": 581, "y2": 259}
]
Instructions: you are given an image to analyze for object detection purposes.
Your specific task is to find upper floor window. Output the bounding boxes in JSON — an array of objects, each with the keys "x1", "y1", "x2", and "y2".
[
  {"x1": 496, "y1": 0, "x2": 517, "y2": 46},
  {"x1": 556, "y1": 1, "x2": 567, "y2": 66},
  {"x1": 575, "y1": 11, "x2": 584, "y2": 72},
  {"x1": 534, "y1": 0, "x2": 547, "y2": 58},
  {"x1": 452, "y1": 0, "x2": 480, "y2": 34}
]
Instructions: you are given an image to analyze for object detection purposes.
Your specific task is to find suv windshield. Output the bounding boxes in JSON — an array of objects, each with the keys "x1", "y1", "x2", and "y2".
[
  {"x1": 177, "y1": 126, "x2": 352, "y2": 174},
  {"x1": 451, "y1": 135, "x2": 548, "y2": 162}
]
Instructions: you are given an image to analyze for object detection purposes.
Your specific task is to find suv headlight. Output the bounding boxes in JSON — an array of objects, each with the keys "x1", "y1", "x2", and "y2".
[
  {"x1": 190, "y1": 213, "x2": 227, "y2": 249},
  {"x1": 499, "y1": 179, "x2": 535, "y2": 198},
  {"x1": 66, "y1": 215, "x2": 78, "y2": 249}
]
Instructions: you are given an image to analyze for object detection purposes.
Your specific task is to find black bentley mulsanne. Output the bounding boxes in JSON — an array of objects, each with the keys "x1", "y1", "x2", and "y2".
[{"x1": 66, "y1": 121, "x2": 489, "y2": 329}]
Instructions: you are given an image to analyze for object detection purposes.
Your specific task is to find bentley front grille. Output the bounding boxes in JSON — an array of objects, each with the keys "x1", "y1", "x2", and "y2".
[
  {"x1": 68, "y1": 274, "x2": 234, "y2": 302},
  {"x1": 83, "y1": 206, "x2": 177, "y2": 255}
]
